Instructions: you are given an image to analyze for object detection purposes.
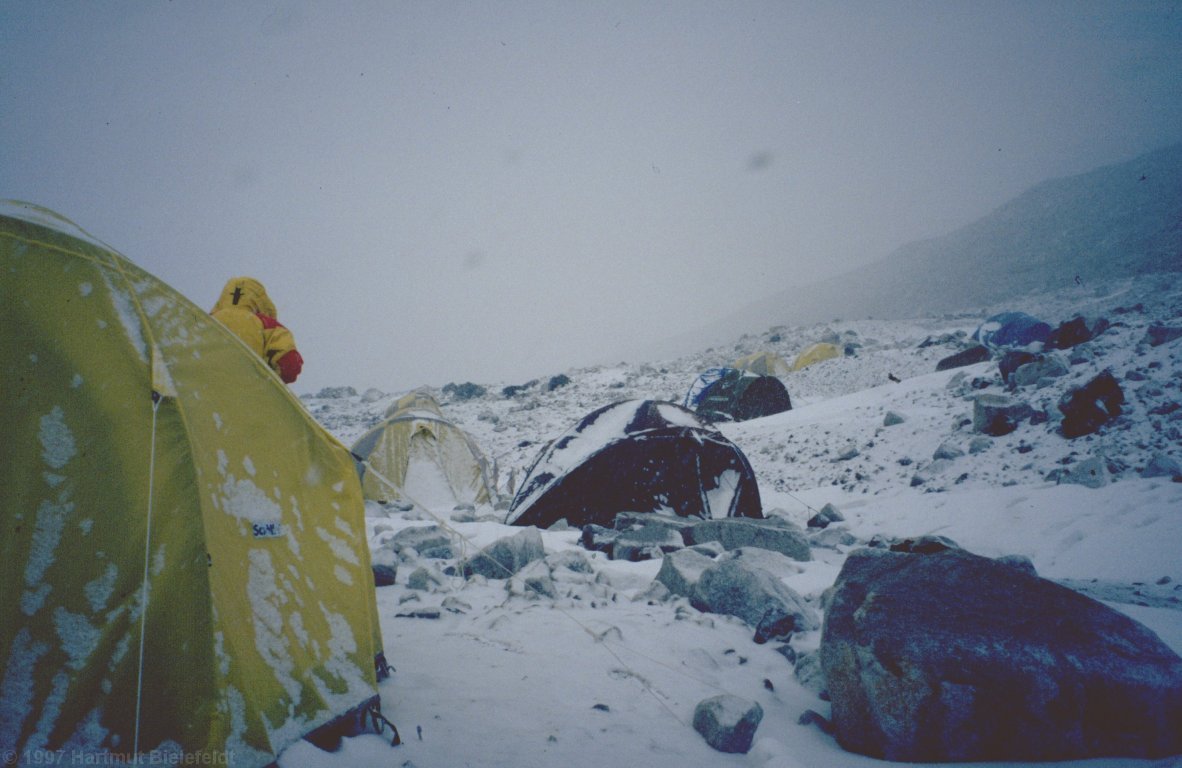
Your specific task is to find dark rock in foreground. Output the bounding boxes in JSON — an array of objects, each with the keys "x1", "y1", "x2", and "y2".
[{"x1": 821, "y1": 547, "x2": 1182, "y2": 762}]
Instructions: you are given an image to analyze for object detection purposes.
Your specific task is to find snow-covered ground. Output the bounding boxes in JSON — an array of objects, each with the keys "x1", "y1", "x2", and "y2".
[{"x1": 288, "y1": 273, "x2": 1182, "y2": 768}]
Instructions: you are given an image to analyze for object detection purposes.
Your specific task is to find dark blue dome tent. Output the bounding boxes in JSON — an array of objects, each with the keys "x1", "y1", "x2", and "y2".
[
  {"x1": 688, "y1": 367, "x2": 792, "y2": 423},
  {"x1": 973, "y1": 312, "x2": 1052, "y2": 348},
  {"x1": 505, "y1": 400, "x2": 763, "y2": 529}
]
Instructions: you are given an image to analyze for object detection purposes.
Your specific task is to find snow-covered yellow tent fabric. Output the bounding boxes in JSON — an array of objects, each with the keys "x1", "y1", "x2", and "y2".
[
  {"x1": 732, "y1": 351, "x2": 792, "y2": 377},
  {"x1": 0, "y1": 202, "x2": 384, "y2": 765},
  {"x1": 792, "y1": 342, "x2": 842, "y2": 371},
  {"x1": 355, "y1": 392, "x2": 495, "y2": 508}
]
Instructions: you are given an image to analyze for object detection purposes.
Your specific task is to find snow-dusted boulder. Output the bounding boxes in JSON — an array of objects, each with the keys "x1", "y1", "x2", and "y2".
[
  {"x1": 461, "y1": 527, "x2": 545, "y2": 579},
  {"x1": 1058, "y1": 370, "x2": 1124, "y2": 438},
  {"x1": 685, "y1": 517, "x2": 811, "y2": 561},
  {"x1": 655, "y1": 548, "x2": 716, "y2": 598},
  {"x1": 389, "y1": 524, "x2": 454, "y2": 559},
  {"x1": 821, "y1": 547, "x2": 1182, "y2": 762},
  {"x1": 692, "y1": 550, "x2": 818, "y2": 642},
  {"x1": 973, "y1": 394, "x2": 1033, "y2": 436},
  {"x1": 807, "y1": 502, "x2": 845, "y2": 529},
  {"x1": 936, "y1": 344, "x2": 991, "y2": 371},
  {"x1": 1051, "y1": 456, "x2": 1109, "y2": 488},
  {"x1": 1142, "y1": 452, "x2": 1182, "y2": 480},
  {"x1": 1144, "y1": 323, "x2": 1182, "y2": 347},
  {"x1": 1011, "y1": 353, "x2": 1069, "y2": 387},
  {"x1": 693, "y1": 694, "x2": 764, "y2": 754}
]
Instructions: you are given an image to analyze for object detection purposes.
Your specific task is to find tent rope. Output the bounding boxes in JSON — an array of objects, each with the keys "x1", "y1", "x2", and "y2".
[{"x1": 133, "y1": 390, "x2": 163, "y2": 761}]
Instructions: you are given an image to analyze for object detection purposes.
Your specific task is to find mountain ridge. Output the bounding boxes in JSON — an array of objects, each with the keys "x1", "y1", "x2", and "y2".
[{"x1": 647, "y1": 143, "x2": 1182, "y2": 358}]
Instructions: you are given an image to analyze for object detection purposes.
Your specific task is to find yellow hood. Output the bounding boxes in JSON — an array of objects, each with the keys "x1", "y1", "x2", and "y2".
[{"x1": 212, "y1": 276, "x2": 278, "y2": 318}]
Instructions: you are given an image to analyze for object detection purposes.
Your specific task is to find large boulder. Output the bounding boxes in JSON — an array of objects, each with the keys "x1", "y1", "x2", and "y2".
[
  {"x1": 693, "y1": 695, "x2": 764, "y2": 754},
  {"x1": 461, "y1": 527, "x2": 545, "y2": 579},
  {"x1": 1058, "y1": 370, "x2": 1125, "y2": 438},
  {"x1": 821, "y1": 547, "x2": 1182, "y2": 762},
  {"x1": 936, "y1": 344, "x2": 991, "y2": 372},
  {"x1": 685, "y1": 517, "x2": 811, "y2": 561},
  {"x1": 692, "y1": 550, "x2": 818, "y2": 642},
  {"x1": 1047, "y1": 315, "x2": 1110, "y2": 350},
  {"x1": 973, "y1": 394, "x2": 1033, "y2": 436},
  {"x1": 1011, "y1": 353, "x2": 1069, "y2": 388}
]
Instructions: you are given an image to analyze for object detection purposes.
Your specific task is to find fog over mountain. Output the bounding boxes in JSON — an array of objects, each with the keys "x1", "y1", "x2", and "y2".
[{"x1": 652, "y1": 143, "x2": 1182, "y2": 358}]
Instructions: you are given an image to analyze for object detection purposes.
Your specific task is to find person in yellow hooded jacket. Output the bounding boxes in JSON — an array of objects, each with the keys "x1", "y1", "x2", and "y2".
[{"x1": 210, "y1": 277, "x2": 304, "y2": 383}]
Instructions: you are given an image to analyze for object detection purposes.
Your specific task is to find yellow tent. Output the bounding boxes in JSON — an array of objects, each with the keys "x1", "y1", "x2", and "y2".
[
  {"x1": 355, "y1": 391, "x2": 496, "y2": 508},
  {"x1": 731, "y1": 351, "x2": 792, "y2": 377},
  {"x1": 1, "y1": 202, "x2": 385, "y2": 765},
  {"x1": 792, "y1": 342, "x2": 842, "y2": 371}
]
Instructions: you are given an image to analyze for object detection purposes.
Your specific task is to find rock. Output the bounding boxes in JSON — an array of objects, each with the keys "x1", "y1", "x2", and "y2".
[
  {"x1": 405, "y1": 566, "x2": 443, "y2": 591},
  {"x1": 389, "y1": 525, "x2": 454, "y2": 559},
  {"x1": 809, "y1": 526, "x2": 858, "y2": 550},
  {"x1": 581, "y1": 524, "x2": 621, "y2": 556},
  {"x1": 998, "y1": 349, "x2": 1039, "y2": 385},
  {"x1": 1144, "y1": 324, "x2": 1182, "y2": 347},
  {"x1": 932, "y1": 441, "x2": 964, "y2": 461},
  {"x1": 372, "y1": 563, "x2": 398, "y2": 587},
  {"x1": 692, "y1": 695, "x2": 764, "y2": 754},
  {"x1": 1058, "y1": 370, "x2": 1125, "y2": 438},
  {"x1": 968, "y1": 436, "x2": 992, "y2": 454},
  {"x1": 507, "y1": 562, "x2": 558, "y2": 600},
  {"x1": 1047, "y1": 315, "x2": 1110, "y2": 350},
  {"x1": 655, "y1": 548, "x2": 717, "y2": 598},
  {"x1": 821, "y1": 547, "x2": 1182, "y2": 762},
  {"x1": 888, "y1": 535, "x2": 959, "y2": 554},
  {"x1": 936, "y1": 344, "x2": 991, "y2": 372},
  {"x1": 692, "y1": 551, "x2": 819, "y2": 642},
  {"x1": 794, "y1": 650, "x2": 826, "y2": 694},
  {"x1": 1011, "y1": 354, "x2": 1069, "y2": 388},
  {"x1": 1142, "y1": 453, "x2": 1182, "y2": 480},
  {"x1": 973, "y1": 394, "x2": 1033, "y2": 436},
  {"x1": 461, "y1": 527, "x2": 545, "y2": 579},
  {"x1": 685, "y1": 517, "x2": 811, "y2": 561},
  {"x1": 834, "y1": 444, "x2": 860, "y2": 461},
  {"x1": 807, "y1": 502, "x2": 844, "y2": 529},
  {"x1": 1052, "y1": 456, "x2": 1109, "y2": 488},
  {"x1": 612, "y1": 525, "x2": 685, "y2": 562},
  {"x1": 883, "y1": 410, "x2": 906, "y2": 426}
]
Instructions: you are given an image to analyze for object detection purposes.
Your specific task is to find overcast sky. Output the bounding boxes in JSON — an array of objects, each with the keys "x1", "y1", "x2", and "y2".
[{"x1": 3, "y1": 1, "x2": 1180, "y2": 394}]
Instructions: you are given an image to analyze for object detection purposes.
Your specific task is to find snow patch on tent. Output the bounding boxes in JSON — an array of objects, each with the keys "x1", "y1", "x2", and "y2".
[
  {"x1": 102, "y1": 272, "x2": 148, "y2": 364},
  {"x1": 216, "y1": 450, "x2": 283, "y2": 530},
  {"x1": 39, "y1": 406, "x2": 76, "y2": 469},
  {"x1": 24, "y1": 494, "x2": 75, "y2": 615},
  {"x1": 83, "y1": 562, "x2": 118, "y2": 613},
  {"x1": 655, "y1": 402, "x2": 704, "y2": 428},
  {"x1": 53, "y1": 607, "x2": 101, "y2": 671},
  {"x1": 316, "y1": 527, "x2": 360, "y2": 567},
  {"x1": 221, "y1": 685, "x2": 273, "y2": 767},
  {"x1": 334, "y1": 565, "x2": 354, "y2": 586},
  {"x1": 70, "y1": 373, "x2": 83, "y2": 389},
  {"x1": 246, "y1": 549, "x2": 302, "y2": 704},
  {"x1": 312, "y1": 604, "x2": 371, "y2": 710},
  {"x1": 78, "y1": 281, "x2": 93, "y2": 297},
  {"x1": 0, "y1": 628, "x2": 51, "y2": 750},
  {"x1": 61, "y1": 707, "x2": 108, "y2": 752},
  {"x1": 705, "y1": 469, "x2": 742, "y2": 517}
]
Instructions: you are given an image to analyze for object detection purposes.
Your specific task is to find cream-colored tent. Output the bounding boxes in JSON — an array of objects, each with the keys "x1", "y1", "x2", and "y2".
[
  {"x1": 732, "y1": 351, "x2": 792, "y2": 377},
  {"x1": 354, "y1": 392, "x2": 496, "y2": 508},
  {"x1": 0, "y1": 202, "x2": 386, "y2": 765},
  {"x1": 792, "y1": 342, "x2": 842, "y2": 371}
]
